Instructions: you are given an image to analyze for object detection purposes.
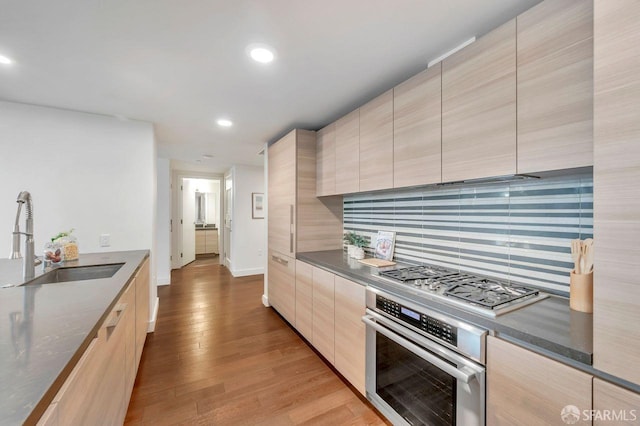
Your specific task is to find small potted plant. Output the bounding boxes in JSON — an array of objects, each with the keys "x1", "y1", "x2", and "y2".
[
  {"x1": 351, "y1": 234, "x2": 369, "y2": 260},
  {"x1": 343, "y1": 231, "x2": 357, "y2": 257}
]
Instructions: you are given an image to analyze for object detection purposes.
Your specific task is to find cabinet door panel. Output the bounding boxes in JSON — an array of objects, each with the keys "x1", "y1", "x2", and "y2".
[
  {"x1": 393, "y1": 65, "x2": 442, "y2": 187},
  {"x1": 135, "y1": 258, "x2": 149, "y2": 369},
  {"x1": 295, "y1": 260, "x2": 313, "y2": 341},
  {"x1": 268, "y1": 131, "x2": 296, "y2": 255},
  {"x1": 312, "y1": 267, "x2": 335, "y2": 364},
  {"x1": 268, "y1": 250, "x2": 296, "y2": 324},
  {"x1": 487, "y1": 336, "x2": 592, "y2": 425},
  {"x1": 360, "y1": 90, "x2": 393, "y2": 191},
  {"x1": 335, "y1": 109, "x2": 360, "y2": 194},
  {"x1": 316, "y1": 123, "x2": 336, "y2": 196},
  {"x1": 334, "y1": 276, "x2": 366, "y2": 395},
  {"x1": 593, "y1": 0, "x2": 640, "y2": 386},
  {"x1": 442, "y1": 20, "x2": 517, "y2": 182},
  {"x1": 517, "y1": 0, "x2": 593, "y2": 173},
  {"x1": 593, "y1": 379, "x2": 640, "y2": 425}
]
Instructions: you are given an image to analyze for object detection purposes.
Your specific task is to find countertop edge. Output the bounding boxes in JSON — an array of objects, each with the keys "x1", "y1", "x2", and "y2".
[{"x1": 23, "y1": 250, "x2": 149, "y2": 425}]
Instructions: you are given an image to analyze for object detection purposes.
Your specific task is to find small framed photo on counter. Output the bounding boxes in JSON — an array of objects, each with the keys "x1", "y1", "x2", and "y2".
[
  {"x1": 374, "y1": 231, "x2": 396, "y2": 261},
  {"x1": 252, "y1": 192, "x2": 264, "y2": 219}
]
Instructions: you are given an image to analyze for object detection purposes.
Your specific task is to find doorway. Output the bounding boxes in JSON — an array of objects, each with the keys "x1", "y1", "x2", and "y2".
[{"x1": 172, "y1": 176, "x2": 222, "y2": 269}]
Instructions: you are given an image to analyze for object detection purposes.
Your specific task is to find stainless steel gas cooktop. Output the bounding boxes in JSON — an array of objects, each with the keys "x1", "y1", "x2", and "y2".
[{"x1": 376, "y1": 264, "x2": 548, "y2": 317}]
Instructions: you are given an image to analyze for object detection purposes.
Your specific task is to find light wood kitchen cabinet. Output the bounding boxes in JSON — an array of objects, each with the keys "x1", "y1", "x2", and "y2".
[
  {"x1": 517, "y1": 0, "x2": 593, "y2": 173},
  {"x1": 359, "y1": 90, "x2": 393, "y2": 192},
  {"x1": 393, "y1": 64, "x2": 442, "y2": 188},
  {"x1": 593, "y1": 379, "x2": 640, "y2": 424},
  {"x1": 268, "y1": 129, "x2": 342, "y2": 320},
  {"x1": 268, "y1": 129, "x2": 342, "y2": 256},
  {"x1": 268, "y1": 130, "x2": 296, "y2": 256},
  {"x1": 593, "y1": 0, "x2": 640, "y2": 386},
  {"x1": 268, "y1": 250, "x2": 296, "y2": 325},
  {"x1": 316, "y1": 123, "x2": 336, "y2": 196},
  {"x1": 294, "y1": 260, "x2": 313, "y2": 342},
  {"x1": 135, "y1": 258, "x2": 149, "y2": 370},
  {"x1": 334, "y1": 276, "x2": 366, "y2": 395},
  {"x1": 334, "y1": 109, "x2": 360, "y2": 194},
  {"x1": 312, "y1": 266, "x2": 335, "y2": 364},
  {"x1": 40, "y1": 286, "x2": 132, "y2": 425},
  {"x1": 487, "y1": 336, "x2": 592, "y2": 425},
  {"x1": 121, "y1": 278, "x2": 137, "y2": 402},
  {"x1": 442, "y1": 19, "x2": 517, "y2": 182},
  {"x1": 196, "y1": 229, "x2": 219, "y2": 255}
]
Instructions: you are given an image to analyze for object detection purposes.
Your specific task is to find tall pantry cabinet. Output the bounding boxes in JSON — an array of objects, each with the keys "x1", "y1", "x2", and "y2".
[
  {"x1": 267, "y1": 129, "x2": 343, "y2": 325},
  {"x1": 593, "y1": 0, "x2": 640, "y2": 387}
]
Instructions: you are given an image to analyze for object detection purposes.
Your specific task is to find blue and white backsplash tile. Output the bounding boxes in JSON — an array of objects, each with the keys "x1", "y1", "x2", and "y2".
[{"x1": 343, "y1": 175, "x2": 593, "y2": 295}]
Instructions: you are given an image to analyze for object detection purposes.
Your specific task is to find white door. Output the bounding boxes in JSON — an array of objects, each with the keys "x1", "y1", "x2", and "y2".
[
  {"x1": 181, "y1": 178, "x2": 196, "y2": 266},
  {"x1": 224, "y1": 185, "x2": 232, "y2": 269}
]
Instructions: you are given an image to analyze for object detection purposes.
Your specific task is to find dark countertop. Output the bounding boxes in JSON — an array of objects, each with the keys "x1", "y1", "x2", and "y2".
[
  {"x1": 0, "y1": 250, "x2": 149, "y2": 426},
  {"x1": 195, "y1": 226, "x2": 218, "y2": 231},
  {"x1": 296, "y1": 250, "x2": 593, "y2": 366}
]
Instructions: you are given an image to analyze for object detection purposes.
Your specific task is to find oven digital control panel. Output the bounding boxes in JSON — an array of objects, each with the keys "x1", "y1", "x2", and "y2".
[{"x1": 376, "y1": 295, "x2": 457, "y2": 346}]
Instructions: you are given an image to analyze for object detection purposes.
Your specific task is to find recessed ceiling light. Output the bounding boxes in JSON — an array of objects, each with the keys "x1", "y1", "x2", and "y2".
[
  {"x1": 202, "y1": 154, "x2": 214, "y2": 159},
  {"x1": 247, "y1": 44, "x2": 275, "y2": 64},
  {"x1": 216, "y1": 118, "x2": 233, "y2": 127},
  {"x1": 0, "y1": 54, "x2": 14, "y2": 65}
]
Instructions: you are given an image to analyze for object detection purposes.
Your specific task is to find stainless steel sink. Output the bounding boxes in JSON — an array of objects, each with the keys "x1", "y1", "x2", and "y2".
[{"x1": 19, "y1": 263, "x2": 124, "y2": 286}]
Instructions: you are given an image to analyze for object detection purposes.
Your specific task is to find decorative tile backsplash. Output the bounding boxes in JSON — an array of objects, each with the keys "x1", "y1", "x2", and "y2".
[{"x1": 344, "y1": 175, "x2": 593, "y2": 295}]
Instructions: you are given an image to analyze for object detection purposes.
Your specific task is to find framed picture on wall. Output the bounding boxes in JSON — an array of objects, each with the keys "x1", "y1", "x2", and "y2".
[{"x1": 252, "y1": 192, "x2": 265, "y2": 219}]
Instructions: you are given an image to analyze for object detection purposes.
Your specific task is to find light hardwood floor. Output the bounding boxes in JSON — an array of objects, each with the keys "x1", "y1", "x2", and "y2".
[{"x1": 125, "y1": 258, "x2": 387, "y2": 426}]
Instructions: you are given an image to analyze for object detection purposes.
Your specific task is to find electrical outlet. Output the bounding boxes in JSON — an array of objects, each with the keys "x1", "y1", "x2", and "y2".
[
  {"x1": 99, "y1": 234, "x2": 111, "y2": 247},
  {"x1": 258, "y1": 249, "x2": 263, "y2": 256}
]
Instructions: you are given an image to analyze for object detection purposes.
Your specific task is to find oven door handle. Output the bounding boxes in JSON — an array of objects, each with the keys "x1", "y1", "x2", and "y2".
[{"x1": 362, "y1": 315, "x2": 478, "y2": 384}]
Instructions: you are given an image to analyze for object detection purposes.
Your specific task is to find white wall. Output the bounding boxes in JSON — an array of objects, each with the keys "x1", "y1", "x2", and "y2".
[
  {"x1": 156, "y1": 158, "x2": 171, "y2": 285},
  {"x1": 230, "y1": 164, "x2": 265, "y2": 277},
  {"x1": 185, "y1": 178, "x2": 220, "y2": 227},
  {"x1": 0, "y1": 101, "x2": 158, "y2": 325}
]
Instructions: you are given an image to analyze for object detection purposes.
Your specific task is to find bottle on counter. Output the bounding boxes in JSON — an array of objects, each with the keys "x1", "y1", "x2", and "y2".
[{"x1": 51, "y1": 229, "x2": 79, "y2": 261}]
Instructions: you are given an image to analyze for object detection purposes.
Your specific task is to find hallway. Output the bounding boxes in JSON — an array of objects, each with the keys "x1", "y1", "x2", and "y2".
[{"x1": 124, "y1": 259, "x2": 386, "y2": 425}]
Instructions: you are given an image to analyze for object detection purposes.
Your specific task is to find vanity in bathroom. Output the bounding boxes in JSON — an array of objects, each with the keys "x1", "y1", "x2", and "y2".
[{"x1": 0, "y1": 250, "x2": 150, "y2": 425}]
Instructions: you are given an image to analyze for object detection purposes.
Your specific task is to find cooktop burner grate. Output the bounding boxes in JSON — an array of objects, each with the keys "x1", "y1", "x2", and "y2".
[{"x1": 378, "y1": 265, "x2": 540, "y2": 310}]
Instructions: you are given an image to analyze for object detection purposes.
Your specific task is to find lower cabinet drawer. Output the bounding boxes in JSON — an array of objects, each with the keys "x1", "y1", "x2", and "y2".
[{"x1": 39, "y1": 288, "x2": 131, "y2": 425}]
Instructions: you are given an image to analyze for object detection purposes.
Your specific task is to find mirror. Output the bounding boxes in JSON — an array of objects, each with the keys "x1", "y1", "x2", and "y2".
[
  {"x1": 195, "y1": 191, "x2": 217, "y2": 226},
  {"x1": 195, "y1": 191, "x2": 207, "y2": 224}
]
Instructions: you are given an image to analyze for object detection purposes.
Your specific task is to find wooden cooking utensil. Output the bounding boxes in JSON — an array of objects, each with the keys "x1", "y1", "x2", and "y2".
[
  {"x1": 582, "y1": 238, "x2": 594, "y2": 273},
  {"x1": 571, "y1": 239, "x2": 582, "y2": 274}
]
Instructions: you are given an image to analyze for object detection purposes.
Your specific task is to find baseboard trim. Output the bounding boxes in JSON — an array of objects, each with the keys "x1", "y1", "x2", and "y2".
[
  {"x1": 148, "y1": 296, "x2": 159, "y2": 332},
  {"x1": 231, "y1": 267, "x2": 265, "y2": 277},
  {"x1": 262, "y1": 294, "x2": 270, "y2": 307},
  {"x1": 157, "y1": 276, "x2": 171, "y2": 286}
]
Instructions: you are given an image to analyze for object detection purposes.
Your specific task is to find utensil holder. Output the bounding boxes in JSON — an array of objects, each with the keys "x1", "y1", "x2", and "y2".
[{"x1": 570, "y1": 270, "x2": 593, "y2": 313}]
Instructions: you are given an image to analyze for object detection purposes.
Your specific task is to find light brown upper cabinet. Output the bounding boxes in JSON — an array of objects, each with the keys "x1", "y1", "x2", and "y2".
[
  {"x1": 268, "y1": 129, "x2": 343, "y2": 256},
  {"x1": 593, "y1": 0, "x2": 640, "y2": 386},
  {"x1": 517, "y1": 0, "x2": 593, "y2": 173},
  {"x1": 359, "y1": 90, "x2": 394, "y2": 192},
  {"x1": 268, "y1": 131, "x2": 296, "y2": 256},
  {"x1": 442, "y1": 20, "x2": 517, "y2": 182},
  {"x1": 316, "y1": 123, "x2": 336, "y2": 196},
  {"x1": 335, "y1": 109, "x2": 360, "y2": 194},
  {"x1": 393, "y1": 64, "x2": 442, "y2": 188}
]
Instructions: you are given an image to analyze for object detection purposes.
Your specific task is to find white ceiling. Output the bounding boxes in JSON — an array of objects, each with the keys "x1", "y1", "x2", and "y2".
[{"x1": 0, "y1": 0, "x2": 541, "y2": 172}]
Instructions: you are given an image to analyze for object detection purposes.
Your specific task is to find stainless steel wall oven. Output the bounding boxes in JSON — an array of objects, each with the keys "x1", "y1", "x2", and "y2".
[{"x1": 363, "y1": 288, "x2": 487, "y2": 425}]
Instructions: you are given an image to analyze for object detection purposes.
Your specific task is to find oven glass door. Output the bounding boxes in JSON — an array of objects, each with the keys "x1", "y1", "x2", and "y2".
[
  {"x1": 364, "y1": 312, "x2": 485, "y2": 426},
  {"x1": 377, "y1": 332, "x2": 456, "y2": 425}
]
